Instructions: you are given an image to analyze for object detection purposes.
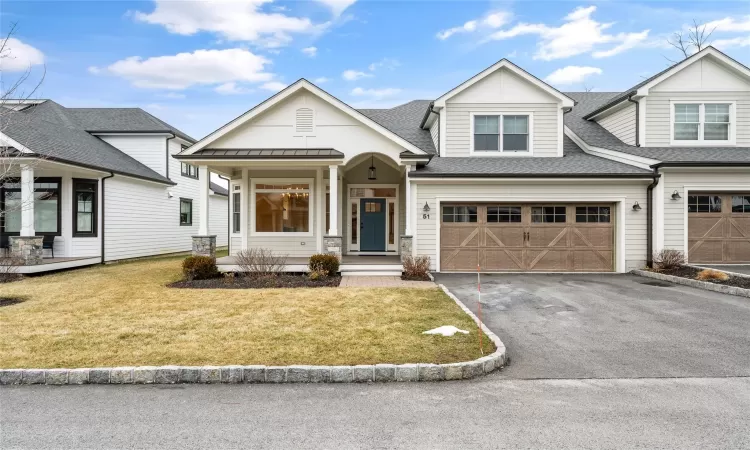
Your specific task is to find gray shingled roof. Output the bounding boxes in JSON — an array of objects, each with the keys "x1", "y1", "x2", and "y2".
[
  {"x1": 565, "y1": 92, "x2": 750, "y2": 163},
  {"x1": 411, "y1": 136, "x2": 652, "y2": 177},
  {"x1": 4, "y1": 101, "x2": 174, "y2": 184},
  {"x1": 67, "y1": 108, "x2": 196, "y2": 143},
  {"x1": 209, "y1": 181, "x2": 228, "y2": 196},
  {"x1": 357, "y1": 100, "x2": 437, "y2": 154},
  {"x1": 179, "y1": 148, "x2": 344, "y2": 159}
]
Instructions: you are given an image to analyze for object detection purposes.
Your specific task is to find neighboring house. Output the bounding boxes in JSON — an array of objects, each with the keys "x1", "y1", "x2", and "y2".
[
  {"x1": 175, "y1": 45, "x2": 750, "y2": 274},
  {"x1": 0, "y1": 100, "x2": 228, "y2": 273}
]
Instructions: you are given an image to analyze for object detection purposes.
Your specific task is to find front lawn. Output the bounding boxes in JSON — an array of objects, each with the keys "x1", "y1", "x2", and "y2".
[{"x1": 0, "y1": 256, "x2": 493, "y2": 368}]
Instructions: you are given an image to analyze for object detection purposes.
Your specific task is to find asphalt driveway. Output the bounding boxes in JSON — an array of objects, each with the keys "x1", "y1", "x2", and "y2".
[{"x1": 434, "y1": 273, "x2": 750, "y2": 379}]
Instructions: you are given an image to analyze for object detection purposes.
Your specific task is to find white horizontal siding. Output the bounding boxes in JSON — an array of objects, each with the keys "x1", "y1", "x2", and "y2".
[
  {"x1": 429, "y1": 119, "x2": 439, "y2": 152},
  {"x1": 99, "y1": 135, "x2": 167, "y2": 177},
  {"x1": 662, "y1": 170, "x2": 750, "y2": 252},
  {"x1": 645, "y1": 91, "x2": 750, "y2": 146},
  {"x1": 597, "y1": 103, "x2": 636, "y2": 145},
  {"x1": 444, "y1": 103, "x2": 559, "y2": 157},
  {"x1": 414, "y1": 180, "x2": 649, "y2": 271}
]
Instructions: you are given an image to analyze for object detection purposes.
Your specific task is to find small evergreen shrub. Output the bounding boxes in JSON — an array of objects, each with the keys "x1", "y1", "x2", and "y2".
[
  {"x1": 308, "y1": 254, "x2": 339, "y2": 277},
  {"x1": 182, "y1": 256, "x2": 218, "y2": 281}
]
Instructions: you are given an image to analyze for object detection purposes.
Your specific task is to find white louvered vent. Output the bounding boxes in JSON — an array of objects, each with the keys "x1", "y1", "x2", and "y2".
[{"x1": 295, "y1": 107, "x2": 314, "y2": 134}]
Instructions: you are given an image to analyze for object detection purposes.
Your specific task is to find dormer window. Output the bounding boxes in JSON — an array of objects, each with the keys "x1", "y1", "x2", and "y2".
[
  {"x1": 470, "y1": 113, "x2": 531, "y2": 155},
  {"x1": 672, "y1": 102, "x2": 734, "y2": 145}
]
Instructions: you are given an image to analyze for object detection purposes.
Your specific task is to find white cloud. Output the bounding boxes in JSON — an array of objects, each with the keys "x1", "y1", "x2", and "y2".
[
  {"x1": 133, "y1": 0, "x2": 346, "y2": 48},
  {"x1": 351, "y1": 87, "x2": 401, "y2": 99},
  {"x1": 485, "y1": 6, "x2": 650, "y2": 60},
  {"x1": 703, "y1": 16, "x2": 750, "y2": 33},
  {"x1": 302, "y1": 46, "x2": 318, "y2": 57},
  {"x1": 342, "y1": 69, "x2": 372, "y2": 81},
  {"x1": 313, "y1": 77, "x2": 330, "y2": 84},
  {"x1": 261, "y1": 81, "x2": 287, "y2": 91},
  {"x1": 0, "y1": 38, "x2": 45, "y2": 72},
  {"x1": 94, "y1": 48, "x2": 273, "y2": 90},
  {"x1": 437, "y1": 11, "x2": 510, "y2": 40},
  {"x1": 215, "y1": 82, "x2": 254, "y2": 95},
  {"x1": 713, "y1": 35, "x2": 750, "y2": 49},
  {"x1": 544, "y1": 66, "x2": 602, "y2": 85},
  {"x1": 160, "y1": 92, "x2": 186, "y2": 99},
  {"x1": 368, "y1": 57, "x2": 399, "y2": 71}
]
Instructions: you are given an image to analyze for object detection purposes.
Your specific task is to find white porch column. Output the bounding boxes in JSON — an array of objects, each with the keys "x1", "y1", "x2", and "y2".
[
  {"x1": 241, "y1": 169, "x2": 249, "y2": 251},
  {"x1": 327, "y1": 165, "x2": 338, "y2": 236},
  {"x1": 404, "y1": 165, "x2": 413, "y2": 236},
  {"x1": 20, "y1": 164, "x2": 35, "y2": 237},
  {"x1": 316, "y1": 167, "x2": 324, "y2": 252},
  {"x1": 198, "y1": 165, "x2": 210, "y2": 236}
]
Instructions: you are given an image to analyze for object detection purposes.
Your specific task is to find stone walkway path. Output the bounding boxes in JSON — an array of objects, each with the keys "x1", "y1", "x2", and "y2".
[{"x1": 339, "y1": 276, "x2": 436, "y2": 288}]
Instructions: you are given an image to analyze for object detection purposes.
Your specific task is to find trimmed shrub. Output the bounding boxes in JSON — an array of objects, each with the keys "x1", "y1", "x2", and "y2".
[
  {"x1": 653, "y1": 249, "x2": 685, "y2": 270},
  {"x1": 182, "y1": 256, "x2": 218, "y2": 281},
  {"x1": 309, "y1": 254, "x2": 339, "y2": 277},
  {"x1": 403, "y1": 255, "x2": 431, "y2": 279},
  {"x1": 696, "y1": 268, "x2": 730, "y2": 282}
]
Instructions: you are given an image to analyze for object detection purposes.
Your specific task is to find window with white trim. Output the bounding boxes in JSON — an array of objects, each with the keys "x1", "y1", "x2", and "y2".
[
  {"x1": 673, "y1": 102, "x2": 732, "y2": 143},
  {"x1": 232, "y1": 185, "x2": 241, "y2": 234},
  {"x1": 472, "y1": 114, "x2": 530, "y2": 153},
  {"x1": 254, "y1": 183, "x2": 310, "y2": 233}
]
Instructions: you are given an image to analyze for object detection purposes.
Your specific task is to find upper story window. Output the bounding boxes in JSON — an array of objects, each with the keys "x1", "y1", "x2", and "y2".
[
  {"x1": 181, "y1": 162, "x2": 199, "y2": 179},
  {"x1": 471, "y1": 114, "x2": 531, "y2": 154},
  {"x1": 672, "y1": 102, "x2": 734, "y2": 145}
]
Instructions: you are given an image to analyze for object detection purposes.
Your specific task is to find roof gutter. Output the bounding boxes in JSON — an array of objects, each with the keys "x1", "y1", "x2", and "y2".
[
  {"x1": 646, "y1": 168, "x2": 660, "y2": 268},
  {"x1": 583, "y1": 90, "x2": 636, "y2": 120},
  {"x1": 100, "y1": 172, "x2": 115, "y2": 264},
  {"x1": 627, "y1": 95, "x2": 640, "y2": 147},
  {"x1": 651, "y1": 161, "x2": 750, "y2": 168}
]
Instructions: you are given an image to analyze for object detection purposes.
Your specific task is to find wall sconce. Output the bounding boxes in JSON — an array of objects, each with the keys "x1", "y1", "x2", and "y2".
[
  {"x1": 632, "y1": 201, "x2": 642, "y2": 211},
  {"x1": 423, "y1": 202, "x2": 430, "y2": 212},
  {"x1": 368, "y1": 154, "x2": 377, "y2": 180},
  {"x1": 671, "y1": 190, "x2": 681, "y2": 200},
  {"x1": 167, "y1": 191, "x2": 174, "y2": 198}
]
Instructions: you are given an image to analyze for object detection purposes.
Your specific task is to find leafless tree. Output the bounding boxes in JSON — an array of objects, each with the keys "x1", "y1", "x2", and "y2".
[
  {"x1": 666, "y1": 19, "x2": 716, "y2": 62},
  {"x1": 582, "y1": 83, "x2": 595, "y2": 93}
]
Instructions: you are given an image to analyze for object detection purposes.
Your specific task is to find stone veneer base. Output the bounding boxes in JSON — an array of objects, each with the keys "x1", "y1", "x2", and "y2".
[
  {"x1": 632, "y1": 269, "x2": 750, "y2": 298},
  {"x1": 0, "y1": 285, "x2": 506, "y2": 385}
]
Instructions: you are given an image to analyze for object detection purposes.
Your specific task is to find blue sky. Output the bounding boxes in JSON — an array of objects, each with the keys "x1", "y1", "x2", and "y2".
[{"x1": 2, "y1": 0, "x2": 749, "y2": 139}]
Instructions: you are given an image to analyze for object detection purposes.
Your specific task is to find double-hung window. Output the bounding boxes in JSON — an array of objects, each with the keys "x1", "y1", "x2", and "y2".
[
  {"x1": 254, "y1": 182, "x2": 311, "y2": 234},
  {"x1": 181, "y1": 162, "x2": 199, "y2": 179},
  {"x1": 472, "y1": 114, "x2": 531, "y2": 154},
  {"x1": 73, "y1": 179, "x2": 97, "y2": 237},
  {"x1": 673, "y1": 102, "x2": 733, "y2": 144}
]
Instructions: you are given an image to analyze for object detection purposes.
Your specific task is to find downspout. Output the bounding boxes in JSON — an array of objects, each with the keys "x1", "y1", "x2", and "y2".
[
  {"x1": 100, "y1": 172, "x2": 115, "y2": 264},
  {"x1": 646, "y1": 168, "x2": 660, "y2": 268},
  {"x1": 219, "y1": 174, "x2": 230, "y2": 255},
  {"x1": 627, "y1": 95, "x2": 640, "y2": 147},
  {"x1": 429, "y1": 104, "x2": 441, "y2": 156},
  {"x1": 165, "y1": 133, "x2": 176, "y2": 179}
]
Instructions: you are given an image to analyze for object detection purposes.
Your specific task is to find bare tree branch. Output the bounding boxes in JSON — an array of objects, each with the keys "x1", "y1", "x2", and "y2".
[{"x1": 665, "y1": 19, "x2": 716, "y2": 62}]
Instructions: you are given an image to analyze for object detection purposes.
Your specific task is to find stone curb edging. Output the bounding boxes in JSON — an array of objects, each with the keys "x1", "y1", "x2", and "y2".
[
  {"x1": 632, "y1": 269, "x2": 750, "y2": 299},
  {"x1": 0, "y1": 287, "x2": 506, "y2": 386}
]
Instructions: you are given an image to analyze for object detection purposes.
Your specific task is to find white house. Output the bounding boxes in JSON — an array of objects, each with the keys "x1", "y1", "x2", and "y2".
[
  {"x1": 1, "y1": 100, "x2": 228, "y2": 273},
  {"x1": 172, "y1": 46, "x2": 747, "y2": 274}
]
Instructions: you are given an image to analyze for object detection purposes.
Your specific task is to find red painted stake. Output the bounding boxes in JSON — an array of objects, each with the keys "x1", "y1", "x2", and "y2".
[{"x1": 477, "y1": 264, "x2": 484, "y2": 355}]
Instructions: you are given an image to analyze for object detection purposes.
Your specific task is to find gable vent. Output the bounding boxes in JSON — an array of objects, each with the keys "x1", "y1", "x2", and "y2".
[{"x1": 295, "y1": 107, "x2": 314, "y2": 134}]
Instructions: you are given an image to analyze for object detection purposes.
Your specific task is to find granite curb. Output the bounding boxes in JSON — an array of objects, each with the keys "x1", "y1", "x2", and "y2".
[{"x1": 0, "y1": 285, "x2": 506, "y2": 385}]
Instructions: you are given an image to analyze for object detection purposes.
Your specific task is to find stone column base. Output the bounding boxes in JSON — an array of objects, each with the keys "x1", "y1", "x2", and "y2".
[
  {"x1": 10, "y1": 236, "x2": 43, "y2": 265},
  {"x1": 399, "y1": 235, "x2": 413, "y2": 263},
  {"x1": 323, "y1": 235, "x2": 342, "y2": 260},
  {"x1": 192, "y1": 235, "x2": 217, "y2": 258}
]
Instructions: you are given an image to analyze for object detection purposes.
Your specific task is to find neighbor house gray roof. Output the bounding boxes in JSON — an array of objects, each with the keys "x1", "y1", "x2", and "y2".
[
  {"x1": 4, "y1": 101, "x2": 175, "y2": 184},
  {"x1": 411, "y1": 136, "x2": 653, "y2": 177},
  {"x1": 177, "y1": 148, "x2": 345, "y2": 159},
  {"x1": 209, "y1": 182, "x2": 228, "y2": 196},
  {"x1": 67, "y1": 108, "x2": 196, "y2": 143},
  {"x1": 564, "y1": 92, "x2": 750, "y2": 163},
  {"x1": 357, "y1": 100, "x2": 437, "y2": 155}
]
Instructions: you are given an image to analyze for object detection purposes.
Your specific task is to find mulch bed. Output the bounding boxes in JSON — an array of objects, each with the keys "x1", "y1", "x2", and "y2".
[
  {"x1": 169, "y1": 274, "x2": 341, "y2": 289},
  {"x1": 656, "y1": 266, "x2": 750, "y2": 290},
  {"x1": 401, "y1": 274, "x2": 431, "y2": 282}
]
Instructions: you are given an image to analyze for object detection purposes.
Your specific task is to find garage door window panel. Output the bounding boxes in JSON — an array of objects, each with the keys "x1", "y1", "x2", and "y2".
[
  {"x1": 576, "y1": 206, "x2": 611, "y2": 223},
  {"x1": 442, "y1": 206, "x2": 477, "y2": 223},
  {"x1": 487, "y1": 206, "x2": 522, "y2": 223},
  {"x1": 531, "y1": 206, "x2": 566, "y2": 223},
  {"x1": 688, "y1": 195, "x2": 722, "y2": 213},
  {"x1": 732, "y1": 196, "x2": 750, "y2": 213}
]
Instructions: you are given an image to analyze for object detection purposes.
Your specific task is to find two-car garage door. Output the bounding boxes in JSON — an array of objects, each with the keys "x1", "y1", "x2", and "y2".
[
  {"x1": 688, "y1": 193, "x2": 750, "y2": 263},
  {"x1": 440, "y1": 204, "x2": 615, "y2": 272}
]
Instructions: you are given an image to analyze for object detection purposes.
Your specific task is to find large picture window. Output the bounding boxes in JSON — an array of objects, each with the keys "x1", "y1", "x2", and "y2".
[
  {"x1": 73, "y1": 179, "x2": 97, "y2": 237},
  {"x1": 1, "y1": 178, "x2": 61, "y2": 235},
  {"x1": 254, "y1": 182, "x2": 311, "y2": 234},
  {"x1": 472, "y1": 114, "x2": 530, "y2": 153},
  {"x1": 673, "y1": 102, "x2": 733, "y2": 144}
]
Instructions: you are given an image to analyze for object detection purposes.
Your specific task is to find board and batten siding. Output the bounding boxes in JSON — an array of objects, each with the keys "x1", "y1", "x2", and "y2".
[
  {"x1": 661, "y1": 170, "x2": 750, "y2": 252},
  {"x1": 414, "y1": 180, "x2": 650, "y2": 272},
  {"x1": 444, "y1": 103, "x2": 560, "y2": 157},
  {"x1": 645, "y1": 91, "x2": 750, "y2": 146},
  {"x1": 597, "y1": 103, "x2": 636, "y2": 145}
]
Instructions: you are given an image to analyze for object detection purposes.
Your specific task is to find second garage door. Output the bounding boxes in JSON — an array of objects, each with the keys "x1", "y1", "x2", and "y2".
[
  {"x1": 440, "y1": 204, "x2": 614, "y2": 272},
  {"x1": 688, "y1": 193, "x2": 750, "y2": 263}
]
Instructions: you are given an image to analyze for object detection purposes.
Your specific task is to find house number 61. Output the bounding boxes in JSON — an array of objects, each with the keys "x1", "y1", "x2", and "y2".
[{"x1": 422, "y1": 213, "x2": 430, "y2": 219}]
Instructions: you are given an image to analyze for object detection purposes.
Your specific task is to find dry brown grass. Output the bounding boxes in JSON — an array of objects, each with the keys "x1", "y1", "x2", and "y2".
[
  {"x1": 0, "y1": 256, "x2": 493, "y2": 368},
  {"x1": 695, "y1": 268, "x2": 730, "y2": 282}
]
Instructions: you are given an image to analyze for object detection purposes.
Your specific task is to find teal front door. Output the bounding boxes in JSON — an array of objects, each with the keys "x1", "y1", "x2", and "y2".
[{"x1": 360, "y1": 198, "x2": 386, "y2": 251}]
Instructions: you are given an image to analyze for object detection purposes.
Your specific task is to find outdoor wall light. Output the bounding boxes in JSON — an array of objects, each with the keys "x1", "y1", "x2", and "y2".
[
  {"x1": 423, "y1": 202, "x2": 431, "y2": 212},
  {"x1": 671, "y1": 190, "x2": 682, "y2": 200},
  {"x1": 632, "y1": 201, "x2": 642, "y2": 211}
]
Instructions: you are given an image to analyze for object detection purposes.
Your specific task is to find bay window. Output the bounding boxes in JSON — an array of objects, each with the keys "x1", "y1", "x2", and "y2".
[
  {"x1": 672, "y1": 102, "x2": 733, "y2": 144},
  {"x1": 471, "y1": 113, "x2": 531, "y2": 154},
  {"x1": 73, "y1": 179, "x2": 97, "y2": 237},
  {"x1": 254, "y1": 182, "x2": 311, "y2": 234}
]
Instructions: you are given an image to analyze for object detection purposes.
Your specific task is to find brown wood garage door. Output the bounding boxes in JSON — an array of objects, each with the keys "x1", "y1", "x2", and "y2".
[
  {"x1": 440, "y1": 204, "x2": 614, "y2": 272},
  {"x1": 688, "y1": 193, "x2": 750, "y2": 263}
]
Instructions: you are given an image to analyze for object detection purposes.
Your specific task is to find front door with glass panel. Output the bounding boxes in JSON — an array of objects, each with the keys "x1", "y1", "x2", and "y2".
[{"x1": 360, "y1": 198, "x2": 386, "y2": 251}]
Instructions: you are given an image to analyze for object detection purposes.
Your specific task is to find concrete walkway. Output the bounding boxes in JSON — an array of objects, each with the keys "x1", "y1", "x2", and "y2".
[{"x1": 339, "y1": 276, "x2": 435, "y2": 288}]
